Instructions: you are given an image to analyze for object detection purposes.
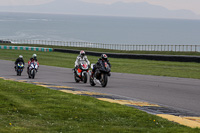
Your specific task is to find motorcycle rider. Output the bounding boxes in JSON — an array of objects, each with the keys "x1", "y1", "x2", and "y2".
[
  {"x1": 74, "y1": 50, "x2": 90, "y2": 70},
  {"x1": 27, "y1": 54, "x2": 39, "y2": 73},
  {"x1": 14, "y1": 55, "x2": 25, "y2": 70},
  {"x1": 91, "y1": 54, "x2": 111, "y2": 78}
]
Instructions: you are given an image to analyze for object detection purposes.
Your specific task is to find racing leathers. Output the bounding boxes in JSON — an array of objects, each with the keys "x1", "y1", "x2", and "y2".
[
  {"x1": 91, "y1": 58, "x2": 111, "y2": 77},
  {"x1": 14, "y1": 58, "x2": 25, "y2": 70},
  {"x1": 74, "y1": 55, "x2": 90, "y2": 69},
  {"x1": 27, "y1": 58, "x2": 39, "y2": 73}
]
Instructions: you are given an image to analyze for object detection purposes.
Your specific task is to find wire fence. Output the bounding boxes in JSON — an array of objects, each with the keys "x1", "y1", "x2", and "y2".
[{"x1": 1, "y1": 39, "x2": 200, "y2": 52}]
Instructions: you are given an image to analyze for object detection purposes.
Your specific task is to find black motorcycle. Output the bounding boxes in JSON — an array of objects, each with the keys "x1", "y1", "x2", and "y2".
[
  {"x1": 15, "y1": 62, "x2": 24, "y2": 76},
  {"x1": 90, "y1": 61, "x2": 111, "y2": 87}
]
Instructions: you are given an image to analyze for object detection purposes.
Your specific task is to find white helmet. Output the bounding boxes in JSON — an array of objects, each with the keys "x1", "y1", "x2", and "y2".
[
  {"x1": 19, "y1": 55, "x2": 23, "y2": 58},
  {"x1": 32, "y1": 54, "x2": 37, "y2": 58},
  {"x1": 80, "y1": 50, "x2": 85, "y2": 56}
]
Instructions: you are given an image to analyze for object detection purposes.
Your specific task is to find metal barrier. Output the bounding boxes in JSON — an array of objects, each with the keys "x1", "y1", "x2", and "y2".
[{"x1": 1, "y1": 39, "x2": 200, "y2": 52}]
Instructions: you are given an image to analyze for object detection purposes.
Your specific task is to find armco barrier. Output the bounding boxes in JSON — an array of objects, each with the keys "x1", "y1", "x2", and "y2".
[
  {"x1": 0, "y1": 45, "x2": 53, "y2": 52},
  {"x1": 2, "y1": 39, "x2": 200, "y2": 52},
  {"x1": 54, "y1": 49, "x2": 200, "y2": 63}
]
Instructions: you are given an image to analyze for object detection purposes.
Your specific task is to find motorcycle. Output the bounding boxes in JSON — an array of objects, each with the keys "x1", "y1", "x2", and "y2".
[
  {"x1": 73, "y1": 61, "x2": 89, "y2": 83},
  {"x1": 90, "y1": 61, "x2": 111, "y2": 87},
  {"x1": 16, "y1": 62, "x2": 24, "y2": 76},
  {"x1": 28, "y1": 61, "x2": 39, "y2": 79}
]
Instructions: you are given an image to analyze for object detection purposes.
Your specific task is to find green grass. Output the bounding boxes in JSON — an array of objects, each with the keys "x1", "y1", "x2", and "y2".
[
  {"x1": 1, "y1": 43, "x2": 200, "y2": 56},
  {"x1": 0, "y1": 49, "x2": 200, "y2": 79},
  {"x1": 0, "y1": 78, "x2": 199, "y2": 132}
]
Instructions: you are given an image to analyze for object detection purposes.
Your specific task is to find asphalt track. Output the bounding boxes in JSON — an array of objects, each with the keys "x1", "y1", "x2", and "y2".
[{"x1": 1, "y1": 59, "x2": 200, "y2": 116}]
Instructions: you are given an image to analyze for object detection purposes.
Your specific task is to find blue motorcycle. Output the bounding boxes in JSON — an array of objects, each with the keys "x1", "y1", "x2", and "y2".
[{"x1": 16, "y1": 62, "x2": 24, "y2": 76}]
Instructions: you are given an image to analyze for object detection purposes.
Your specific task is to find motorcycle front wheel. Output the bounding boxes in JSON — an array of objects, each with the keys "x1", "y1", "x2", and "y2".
[
  {"x1": 31, "y1": 69, "x2": 35, "y2": 79},
  {"x1": 18, "y1": 71, "x2": 21, "y2": 76},
  {"x1": 90, "y1": 76, "x2": 96, "y2": 86},
  {"x1": 19, "y1": 69, "x2": 23, "y2": 76},
  {"x1": 74, "y1": 73, "x2": 79, "y2": 83},
  {"x1": 16, "y1": 70, "x2": 19, "y2": 76},
  {"x1": 101, "y1": 73, "x2": 108, "y2": 87},
  {"x1": 83, "y1": 73, "x2": 87, "y2": 83}
]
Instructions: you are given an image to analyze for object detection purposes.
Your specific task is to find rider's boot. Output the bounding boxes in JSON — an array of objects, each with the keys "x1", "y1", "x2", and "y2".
[{"x1": 91, "y1": 71, "x2": 94, "y2": 79}]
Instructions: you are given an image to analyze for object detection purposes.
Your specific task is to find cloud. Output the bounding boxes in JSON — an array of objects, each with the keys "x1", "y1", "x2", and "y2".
[
  {"x1": 81, "y1": 0, "x2": 200, "y2": 15},
  {"x1": 0, "y1": 0, "x2": 54, "y2": 6}
]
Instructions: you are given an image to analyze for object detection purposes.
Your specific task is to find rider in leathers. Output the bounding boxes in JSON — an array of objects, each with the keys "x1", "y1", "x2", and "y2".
[
  {"x1": 91, "y1": 54, "x2": 111, "y2": 78},
  {"x1": 27, "y1": 54, "x2": 39, "y2": 74},
  {"x1": 14, "y1": 55, "x2": 25, "y2": 70},
  {"x1": 74, "y1": 50, "x2": 90, "y2": 70}
]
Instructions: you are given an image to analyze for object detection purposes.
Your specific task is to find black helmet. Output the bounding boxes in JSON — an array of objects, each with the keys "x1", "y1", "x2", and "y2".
[{"x1": 101, "y1": 54, "x2": 108, "y2": 60}]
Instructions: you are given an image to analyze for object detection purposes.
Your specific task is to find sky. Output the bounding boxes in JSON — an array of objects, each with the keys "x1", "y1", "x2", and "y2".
[
  {"x1": 82, "y1": 0, "x2": 200, "y2": 15},
  {"x1": 0, "y1": 0, "x2": 54, "y2": 6},
  {"x1": 0, "y1": 0, "x2": 199, "y2": 15}
]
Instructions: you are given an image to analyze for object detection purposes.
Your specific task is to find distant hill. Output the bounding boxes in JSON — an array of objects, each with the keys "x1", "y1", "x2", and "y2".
[{"x1": 0, "y1": 0, "x2": 199, "y2": 19}]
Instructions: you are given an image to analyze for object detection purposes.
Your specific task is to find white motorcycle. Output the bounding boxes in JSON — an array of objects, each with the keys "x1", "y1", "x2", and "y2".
[
  {"x1": 73, "y1": 61, "x2": 89, "y2": 83},
  {"x1": 28, "y1": 61, "x2": 38, "y2": 79}
]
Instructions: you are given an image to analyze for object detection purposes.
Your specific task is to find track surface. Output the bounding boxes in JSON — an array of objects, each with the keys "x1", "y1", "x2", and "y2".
[{"x1": 1, "y1": 60, "x2": 200, "y2": 115}]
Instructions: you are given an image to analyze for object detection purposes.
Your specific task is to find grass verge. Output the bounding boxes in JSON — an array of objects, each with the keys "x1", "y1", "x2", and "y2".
[
  {"x1": 0, "y1": 78, "x2": 199, "y2": 132},
  {"x1": 1, "y1": 43, "x2": 200, "y2": 56},
  {"x1": 0, "y1": 49, "x2": 200, "y2": 79}
]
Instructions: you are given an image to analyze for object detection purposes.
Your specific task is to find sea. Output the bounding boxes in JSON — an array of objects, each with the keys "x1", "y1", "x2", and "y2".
[{"x1": 0, "y1": 12, "x2": 200, "y2": 45}]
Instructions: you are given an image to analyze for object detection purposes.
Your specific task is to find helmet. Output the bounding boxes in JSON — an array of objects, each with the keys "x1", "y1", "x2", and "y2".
[
  {"x1": 32, "y1": 54, "x2": 37, "y2": 58},
  {"x1": 80, "y1": 50, "x2": 85, "y2": 56},
  {"x1": 101, "y1": 54, "x2": 108, "y2": 60},
  {"x1": 19, "y1": 55, "x2": 23, "y2": 58}
]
